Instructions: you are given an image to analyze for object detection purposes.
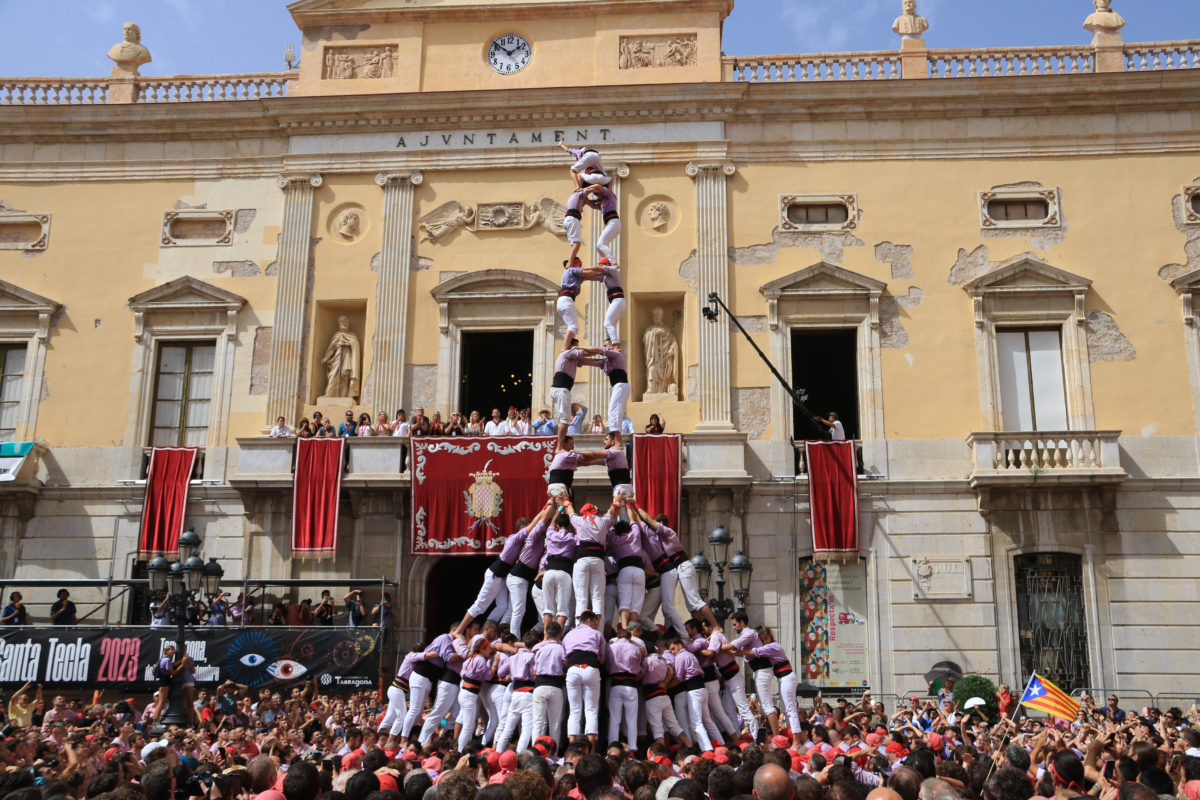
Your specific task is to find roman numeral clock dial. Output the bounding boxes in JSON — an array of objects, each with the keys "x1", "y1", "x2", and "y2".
[{"x1": 487, "y1": 33, "x2": 532, "y2": 74}]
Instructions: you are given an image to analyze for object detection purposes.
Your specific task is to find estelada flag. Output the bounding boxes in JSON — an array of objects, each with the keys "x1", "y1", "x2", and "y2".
[{"x1": 1019, "y1": 673, "x2": 1080, "y2": 720}]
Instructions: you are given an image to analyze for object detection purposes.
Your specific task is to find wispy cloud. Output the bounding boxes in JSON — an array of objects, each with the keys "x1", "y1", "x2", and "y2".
[
  {"x1": 84, "y1": 0, "x2": 118, "y2": 26},
  {"x1": 779, "y1": 0, "x2": 886, "y2": 52},
  {"x1": 166, "y1": 0, "x2": 200, "y2": 33}
]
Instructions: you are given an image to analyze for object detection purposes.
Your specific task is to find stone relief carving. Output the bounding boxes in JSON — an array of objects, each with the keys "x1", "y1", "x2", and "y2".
[
  {"x1": 162, "y1": 210, "x2": 234, "y2": 247},
  {"x1": 419, "y1": 198, "x2": 567, "y2": 243},
  {"x1": 320, "y1": 315, "x2": 362, "y2": 401},
  {"x1": 911, "y1": 557, "x2": 972, "y2": 600},
  {"x1": 619, "y1": 35, "x2": 698, "y2": 69},
  {"x1": 108, "y1": 22, "x2": 152, "y2": 77},
  {"x1": 323, "y1": 46, "x2": 397, "y2": 80},
  {"x1": 637, "y1": 196, "x2": 679, "y2": 235},
  {"x1": 328, "y1": 205, "x2": 368, "y2": 243}
]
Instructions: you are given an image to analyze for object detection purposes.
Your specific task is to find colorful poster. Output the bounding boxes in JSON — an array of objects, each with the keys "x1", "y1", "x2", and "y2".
[{"x1": 798, "y1": 558, "x2": 870, "y2": 693}]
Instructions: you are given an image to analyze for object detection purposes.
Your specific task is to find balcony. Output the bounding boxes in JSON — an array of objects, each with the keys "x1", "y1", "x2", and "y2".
[{"x1": 966, "y1": 430, "x2": 1125, "y2": 488}]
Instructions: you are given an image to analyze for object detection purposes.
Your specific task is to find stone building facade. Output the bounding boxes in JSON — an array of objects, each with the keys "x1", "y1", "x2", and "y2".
[{"x1": 1, "y1": 0, "x2": 1199, "y2": 696}]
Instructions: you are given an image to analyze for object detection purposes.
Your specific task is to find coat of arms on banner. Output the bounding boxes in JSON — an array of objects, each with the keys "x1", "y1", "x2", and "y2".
[{"x1": 464, "y1": 460, "x2": 502, "y2": 534}]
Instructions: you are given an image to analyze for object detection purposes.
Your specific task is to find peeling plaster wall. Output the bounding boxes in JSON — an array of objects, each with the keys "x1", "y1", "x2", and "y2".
[
  {"x1": 733, "y1": 386, "x2": 770, "y2": 440},
  {"x1": 875, "y1": 241, "x2": 914, "y2": 279},
  {"x1": 1086, "y1": 311, "x2": 1136, "y2": 363}
]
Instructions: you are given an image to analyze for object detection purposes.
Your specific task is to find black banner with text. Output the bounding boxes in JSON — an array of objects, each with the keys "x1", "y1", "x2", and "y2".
[{"x1": 0, "y1": 627, "x2": 380, "y2": 692}]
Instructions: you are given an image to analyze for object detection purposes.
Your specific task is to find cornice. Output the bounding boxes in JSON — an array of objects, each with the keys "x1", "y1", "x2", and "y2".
[{"x1": 288, "y1": 0, "x2": 734, "y2": 27}]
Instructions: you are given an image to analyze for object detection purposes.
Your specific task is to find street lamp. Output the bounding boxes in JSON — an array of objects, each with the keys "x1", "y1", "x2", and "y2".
[
  {"x1": 728, "y1": 550, "x2": 753, "y2": 611},
  {"x1": 148, "y1": 526, "x2": 225, "y2": 732},
  {"x1": 691, "y1": 552, "x2": 712, "y2": 600},
  {"x1": 703, "y1": 524, "x2": 752, "y2": 621}
]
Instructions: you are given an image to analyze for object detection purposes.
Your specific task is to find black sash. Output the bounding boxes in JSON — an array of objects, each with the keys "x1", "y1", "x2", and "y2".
[
  {"x1": 617, "y1": 555, "x2": 643, "y2": 570},
  {"x1": 646, "y1": 574, "x2": 661, "y2": 589},
  {"x1": 510, "y1": 561, "x2": 537, "y2": 582},
  {"x1": 719, "y1": 662, "x2": 740, "y2": 682},
  {"x1": 488, "y1": 559, "x2": 512, "y2": 577},
  {"x1": 548, "y1": 469, "x2": 575, "y2": 486},
  {"x1": 440, "y1": 668, "x2": 462, "y2": 685},
  {"x1": 773, "y1": 661, "x2": 794, "y2": 678},
  {"x1": 610, "y1": 672, "x2": 638, "y2": 687},
  {"x1": 567, "y1": 650, "x2": 600, "y2": 668},
  {"x1": 558, "y1": 287, "x2": 578, "y2": 299},
  {"x1": 513, "y1": 679, "x2": 535, "y2": 692},
  {"x1": 392, "y1": 677, "x2": 409, "y2": 692},
  {"x1": 667, "y1": 682, "x2": 687, "y2": 699},
  {"x1": 608, "y1": 369, "x2": 628, "y2": 386},
  {"x1": 461, "y1": 678, "x2": 483, "y2": 694},
  {"x1": 546, "y1": 555, "x2": 575, "y2": 572},
  {"x1": 535, "y1": 675, "x2": 566, "y2": 688},
  {"x1": 606, "y1": 286, "x2": 624, "y2": 301},
  {"x1": 608, "y1": 468, "x2": 631, "y2": 486},
  {"x1": 748, "y1": 657, "x2": 771, "y2": 672},
  {"x1": 603, "y1": 211, "x2": 619, "y2": 223},
  {"x1": 413, "y1": 661, "x2": 442, "y2": 682},
  {"x1": 552, "y1": 371, "x2": 575, "y2": 389},
  {"x1": 683, "y1": 675, "x2": 705, "y2": 692},
  {"x1": 575, "y1": 541, "x2": 604, "y2": 558},
  {"x1": 703, "y1": 665, "x2": 719, "y2": 682},
  {"x1": 643, "y1": 684, "x2": 667, "y2": 700},
  {"x1": 565, "y1": 208, "x2": 582, "y2": 220}
]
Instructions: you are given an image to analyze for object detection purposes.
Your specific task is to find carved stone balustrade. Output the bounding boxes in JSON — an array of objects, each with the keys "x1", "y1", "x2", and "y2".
[{"x1": 965, "y1": 430, "x2": 1125, "y2": 489}]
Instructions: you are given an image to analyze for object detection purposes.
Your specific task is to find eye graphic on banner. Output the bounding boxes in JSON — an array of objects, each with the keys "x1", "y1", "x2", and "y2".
[
  {"x1": 227, "y1": 630, "x2": 280, "y2": 687},
  {"x1": 267, "y1": 659, "x2": 307, "y2": 680},
  {"x1": 464, "y1": 460, "x2": 503, "y2": 535}
]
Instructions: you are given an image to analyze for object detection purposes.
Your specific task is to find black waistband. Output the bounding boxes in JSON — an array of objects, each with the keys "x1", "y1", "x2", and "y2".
[
  {"x1": 772, "y1": 661, "x2": 793, "y2": 677},
  {"x1": 567, "y1": 650, "x2": 601, "y2": 668},
  {"x1": 392, "y1": 678, "x2": 409, "y2": 691},
  {"x1": 667, "y1": 682, "x2": 688, "y2": 698},
  {"x1": 413, "y1": 661, "x2": 442, "y2": 682},
  {"x1": 576, "y1": 541, "x2": 604, "y2": 557},
  {"x1": 653, "y1": 551, "x2": 686, "y2": 573},
  {"x1": 548, "y1": 469, "x2": 575, "y2": 486},
  {"x1": 608, "y1": 369, "x2": 628, "y2": 386},
  {"x1": 603, "y1": 211, "x2": 619, "y2": 222},
  {"x1": 643, "y1": 685, "x2": 667, "y2": 699},
  {"x1": 546, "y1": 554, "x2": 575, "y2": 571},
  {"x1": 558, "y1": 287, "x2": 578, "y2": 299},
  {"x1": 535, "y1": 675, "x2": 566, "y2": 688},
  {"x1": 610, "y1": 672, "x2": 638, "y2": 686},
  {"x1": 510, "y1": 561, "x2": 537, "y2": 582},
  {"x1": 646, "y1": 575, "x2": 661, "y2": 589},
  {"x1": 565, "y1": 208, "x2": 582, "y2": 220},
  {"x1": 461, "y1": 679, "x2": 483, "y2": 694},
  {"x1": 441, "y1": 668, "x2": 462, "y2": 684},
  {"x1": 617, "y1": 555, "x2": 644, "y2": 570},
  {"x1": 682, "y1": 675, "x2": 706, "y2": 692},
  {"x1": 488, "y1": 559, "x2": 512, "y2": 577},
  {"x1": 719, "y1": 662, "x2": 740, "y2": 681},
  {"x1": 608, "y1": 468, "x2": 631, "y2": 486},
  {"x1": 552, "y1": 371, "x2": 575, "y2": 389},
  {"x1": 703, "y1": 665, "x2": 719, "y2": 682},
  {"x1": 606, "y1": 286, "x2": 624, "y2": 300},
  {"x1": 748, "y1": 657, "x2": 771, "y2": 672},
  {"x1": 513, "y1": 679, "x2": 535, "y2": 691}
]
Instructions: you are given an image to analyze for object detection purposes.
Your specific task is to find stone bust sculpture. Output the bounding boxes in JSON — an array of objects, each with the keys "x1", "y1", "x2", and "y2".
[
  {"x1": 892, "y1": 0, "x2": 930, "y2": 39},
  {"x1": 107, "y1": 22, "x2": 152, "y2": 76},
  {"x1": 1084, "y1": 0, "x2": 1125, "y2": 34},
  {"x1": 642, "y1": 305, "x2": 679, "y2": 398},
  {"x1": 335, "y1": 209, "x2": 363, "y2": 241},
  {"x1": 322, "y1": 315, "x2": 361, "y2": 400}
]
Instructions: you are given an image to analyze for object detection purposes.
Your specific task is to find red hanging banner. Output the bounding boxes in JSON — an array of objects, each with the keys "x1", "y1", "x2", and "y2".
[
  {"x1": 292, "y1": 437, "x2": 346, "y2": 558},
  {"x1": 805, "y1": 440, "x2": 859, "y2": 561},
  {"x1": 411, "y1": 437, "x2": 556, "y2": 556},
  {"x1": 633, "y1": 434, "x2": 682, "y2": 529},
  {"x1": 139, "y1": 446, "x2": 198, "y2": 557}
]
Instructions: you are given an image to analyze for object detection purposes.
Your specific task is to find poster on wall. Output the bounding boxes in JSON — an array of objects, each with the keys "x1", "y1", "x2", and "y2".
[{"x1": 798, "y1": 558, "x2": 870, "y2": 694}]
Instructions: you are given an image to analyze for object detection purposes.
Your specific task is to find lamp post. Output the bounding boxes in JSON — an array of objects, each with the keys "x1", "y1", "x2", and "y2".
[
  {"x1": 693, "y1": 524, "x2": 752, "y2": 622},
  {"x1": 146, "y1": 526, "x2": 223, "y2": 731}
]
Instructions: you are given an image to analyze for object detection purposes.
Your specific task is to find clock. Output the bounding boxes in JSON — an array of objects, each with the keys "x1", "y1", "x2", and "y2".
[{"x1": 487, "y1": 33, "x2": 532, "y2": 74}]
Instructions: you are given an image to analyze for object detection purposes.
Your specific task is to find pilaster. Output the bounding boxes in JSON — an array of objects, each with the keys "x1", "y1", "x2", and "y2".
[
  {"x1": 265, "y1": 173, "x2": 322, "y2": 427},
  {"x1": 687, "y1": 161, "x2": 736, "y2": 430},
  {"x1": 585, "y1": 164, "x2": 629, "y2": 415},
  {"x1": 373, "y1": 171, "x2": 424, "y2": 410}
]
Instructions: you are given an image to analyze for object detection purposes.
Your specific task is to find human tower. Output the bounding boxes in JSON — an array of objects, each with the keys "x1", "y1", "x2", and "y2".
[{"x1": 375, "y1": 146, "x2": 803, "y2": 755}]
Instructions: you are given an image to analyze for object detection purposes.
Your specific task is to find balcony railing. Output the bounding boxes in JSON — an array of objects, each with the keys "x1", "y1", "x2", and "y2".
[
  {"x1": 792, "y1": 439, "x2": 865, "y2": 478},
  {"x1": 725, "y1": 52, "x2": 901, "y2": 83},
  {"x1": 0, "y1": 72, "x2": 290, "y2": 105},
  {"x1": 927, "y1": 46, "x2": 1094, "y2": 78},
  {"x1": 966, "y1": 430, "x2": 1125, "y2": 488},
  {"x1": 1124, "y1": 41, "x2": 1200, "y2": 71}
]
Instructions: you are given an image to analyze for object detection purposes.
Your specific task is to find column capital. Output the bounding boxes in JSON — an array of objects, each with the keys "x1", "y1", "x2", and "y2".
[
  {"x1": 613, "y1": 163, "x2": 631, "y2": 179},
  {"x1": 276, "y1": 172, "x2": 323, "y2": 190},
  {"x1": 375, "y1": 170, "x2": 424, "y2": 188},
  {"x1": 686, "y1": 161, "x2": 736, "y2": 179}
]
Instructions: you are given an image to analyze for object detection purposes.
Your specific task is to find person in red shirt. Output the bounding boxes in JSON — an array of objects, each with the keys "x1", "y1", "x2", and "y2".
[{"x1": 996, "y1": 683, "x2": 1014, "y2": 717}]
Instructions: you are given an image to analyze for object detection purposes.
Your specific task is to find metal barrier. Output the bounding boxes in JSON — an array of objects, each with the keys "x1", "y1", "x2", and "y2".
[{"x1": 1155, "y1": 693, "x2": 1200, "y2": 710}]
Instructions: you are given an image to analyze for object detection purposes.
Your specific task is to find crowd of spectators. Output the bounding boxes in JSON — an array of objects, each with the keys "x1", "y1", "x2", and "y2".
[{"x1": 0, "y1": 682, "x2": 1197, "y2": 800}]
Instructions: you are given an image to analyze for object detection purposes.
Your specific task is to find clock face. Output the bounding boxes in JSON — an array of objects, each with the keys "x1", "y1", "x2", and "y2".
[{"x1": 487, "y1": 33, "x2": 532, "y2": 74}]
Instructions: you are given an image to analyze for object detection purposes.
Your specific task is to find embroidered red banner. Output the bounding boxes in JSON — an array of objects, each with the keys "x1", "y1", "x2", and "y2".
[
  {"x1": 633, "y1": 434, "x2": 682, "y2": 529},
  {"x1": 292, "y1": 437, "x2": 346, "y2": 558},
  {"x1": 805, "y1": 440, "x2": 859, "y2": 561},
  {"x1": 139, "y1": 447, "x2": 198, "y2": 557},
  {"x1": 411, "y1": 437, "x2": 556, "y2": 556}
]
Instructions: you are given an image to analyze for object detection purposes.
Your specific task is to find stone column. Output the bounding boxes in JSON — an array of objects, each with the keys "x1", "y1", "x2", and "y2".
[
  {"x1": 265, "y1": 173, "x2": 322, "y2": 427},
  {"x1": 687, "y1": 161, "x2": 736, "y2": 430},
  {"x1": 373, "y1": 171, "x2": 424, "y2": 410},
  {"x1": 585, "y1": 164, "x2": 629, "y2": 417}
]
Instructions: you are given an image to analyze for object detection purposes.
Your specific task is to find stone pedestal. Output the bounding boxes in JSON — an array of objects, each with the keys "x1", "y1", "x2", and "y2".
[
  {"x1": 900, "y1": 38, "x2": 929, "y2": 79},
  {"x1": 1091, "y1": 31, "x2": 1125, "y2": 73},
  {"x1": 106, "y1": 75, "x2": 139, "y2": 104},
  {"x1": 642, "y1": 392, "x2": 678, "y2": 404}
]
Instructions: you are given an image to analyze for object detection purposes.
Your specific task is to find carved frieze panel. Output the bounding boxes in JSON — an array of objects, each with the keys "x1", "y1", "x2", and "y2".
[
  {"x1": 911, "y1": 556, "x2": 974, "y2": 600},
  {"x1": 618, "y1": 35, "x2": 698, "y2": 69},
  {"x1": 0, "y1": 203, "x2": 50, "y2": 251},
  {"x1": 162, "y1": 209, "x2": 234, "y2": 247},
  {"x1": 419, "y1": 198, "x2": 567, "y2": 243},
  {"x1": 779, "y1": 194, "x2": 859, "y2": 232},
  {"x1": 323, "y1": 46, "x2": 398, "y2": 80},
  {"x1": 1183, "y1": 184, "x2": 1200, "y2": 225},
  {"x1": 978, "y1": 187, "x2": 1062, "y2": 230}
]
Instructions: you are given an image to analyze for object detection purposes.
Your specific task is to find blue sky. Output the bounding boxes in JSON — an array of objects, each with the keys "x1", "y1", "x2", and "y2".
[{"x1": 0, "y1": 0, "x2": 1193, "y2": 78}]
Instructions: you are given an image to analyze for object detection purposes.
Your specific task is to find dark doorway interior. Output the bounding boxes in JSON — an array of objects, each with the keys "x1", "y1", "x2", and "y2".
[
  {"x1": 460, "y1": 331, "x2": 534, "y2": 418},
  {"x1": 1014, "y1": 552, "x2": 1090, "y2": 690},
  {"x1": 423, "y1": 556, "x2": 540, "y2": 638},
  {"x1": 791, "y1": 329, "x2": 859, "y2": 440},
  {"x1": 128, "y1": 558, "x2": 150, "y2": 625}
]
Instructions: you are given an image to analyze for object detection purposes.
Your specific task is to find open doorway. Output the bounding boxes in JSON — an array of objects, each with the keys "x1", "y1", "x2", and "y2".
[
  {"x1": 422, "y1": 556, "x2": 540, "y2": 637},
  {"x1": 791, "y1": 329, "x2": 859, "y2": 440},
  {"x1": 460, "y1": 331, "x2": 534, "y2": 419}
]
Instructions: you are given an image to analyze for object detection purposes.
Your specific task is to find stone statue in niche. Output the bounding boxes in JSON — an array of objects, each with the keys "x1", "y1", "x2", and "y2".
[
  {"x1": 323, "y1": 46, "x2": 398, "y2": 80},
  {"x1": 321, "y1": 315, "x2": 362, "y2": 401},
  {"x1": 892, "y1": 0, "x2": 930, "y2": 39},
  {"x1": 619, "y1": 35, "x2": 698, "y2": 69},
  {"x1": 335, "y1": 209, "x2": 364, "y2": 241},
  {"x1": 1084, "y1": 0, "x2": 1126, "y2": 34},
  {"x1": 107, "y1": 22, "x2": 152, "y2": 76},
  {"x1": 642, "y1": 305, "x2": 680, "y2": 401}
]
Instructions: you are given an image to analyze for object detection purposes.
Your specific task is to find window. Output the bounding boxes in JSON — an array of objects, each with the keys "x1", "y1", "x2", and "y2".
[
  {"x1": 987, "y1": 199, "x2": 1049, "y2": 223},
  {"x1": 150, "y1": 342, "x2": 215, "y2": 447},
  {"x1": 779, "y1": 194, "x2": 859, "y2": 232},
  {"x1": 0, "y1": 346, "x2": 26, "y2": 442},
  {"x1": 996, "y1": 329, "x2": 1068, "y2": 431},
  {"x1": 1014, "y1": 552, "x2": 1090, "y2": 690},
  {"x1": 1188, "y1": 185, "x2": 1200, "y2": 222},
  {"x1": 786, "y1": 203, "x2": 849, "y2": 226}
]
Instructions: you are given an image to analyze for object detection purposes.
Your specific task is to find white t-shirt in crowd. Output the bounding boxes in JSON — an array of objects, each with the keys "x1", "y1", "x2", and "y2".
[
  {"x1": 830, "y1": 420, "x2": 845, "y2": 440},
  {"x1": 484, "y1": 420, "x2": 508, "y2": 436},
  {"x1": 270, "y1": 425, "x2": 291, "y2": 437},
  {"x1": 393, "y1": 421, "x2": 410, "y2": 437}
]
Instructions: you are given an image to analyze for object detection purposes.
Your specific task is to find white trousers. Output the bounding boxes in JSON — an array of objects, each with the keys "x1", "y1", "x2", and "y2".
[
  {"x1": 564, "y1": 214, "x2": 582, "y2": 245},
  {"x1": 607, "y1": 381, "x2": 631, "y2": 434},
  {"x1": 673, "y1": 691, "x2": 691, "y2": 736},
  {"x1": 617, "y1": 566, "x2": 645, "y2": 614},
  {"x1": 596, "y1": 218, "x2": 621, "y2": 263},
  {"x1": 646, "y1": 694, "x2": 684, "y2": 740},
  {"x1": 402, "y1": 672, "x2": 435, "y2": 738},
  {"x1": 484, "y1": 682, "x2": 508, "y2": 744},
  {"x1": 556, "y1": 296, "x2": 579, "y2": 336},
  {"x1": 456, "y1": 686, "x2": 482, "y2": 750},
  {"x1": 726, "y1": 669, "x2": 758, "y2": 737},
  {"x1": 532, "y1": 582, "x2": 547, "y2": 621},
  {"x1": 604, "y1": 581, "x2": 618, "y2": 627},
  {"x1": 566, "y1": 665, "x2": 601, "y2": 736},
  {"x1": 604, "y1": 297, "x2": 626, "y2": 346},
  {"x1": 379, "y1": 685, "x2": 408, "y2": 737},
  {"x1": 496, "y1": 689, "x2": 534, "y2": 752},
  {"x1": 544, "y1": 569, "x2": 574, "y2": 619},
  {"x1": 705, "y1": 679, "x2": 737, "y2": 738},
  {"x1": 777, "y1": 671, "x2": 801, "y2": 732},
  {"x1": 531, "y1": 685, "x2": 564, "y2": 747},
  {"x1": 607, "y1": 684, "x2": 639, "y2": 749},
  {"x1": 571, "y1": 151, "x2": 607, "y2": 180},
  {"x1": 572, "y1": 556, "x2": 605, "y2": 624},
  {"x1": 550, "y1": 386, "x2": 572, "y2": 425},
  {"x1": 659, "y1": 569, "x2": 686, "y2": 635},
  {"x1": 467, "y1": 570, "x2": 510, "y2": 620},
  {"x1": 675, "y1": 559, "x2": 706, "y2": 612},
  {"x1": 642, "y1": 584, "x2": 662, "y2": 626},
  {"x1": 753, "y1": 668, "x2": 777, "y2": 715},
  {"x1": 505, "y1": 574, "x2": 531, "y2": 636},
  {"x1": 419, "y1": 678, "x2": 459, "y2": 743},
  {"x1": 686, "y1": 687, "x2": 715, "y2": 750}
]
